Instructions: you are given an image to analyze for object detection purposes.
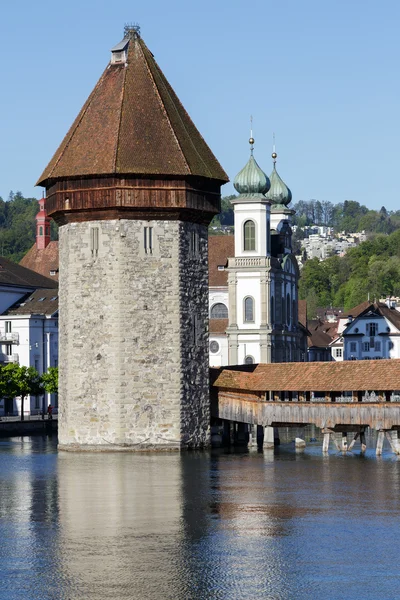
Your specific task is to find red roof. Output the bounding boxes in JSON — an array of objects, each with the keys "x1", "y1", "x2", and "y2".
[
  {"x1": 208, "y1": 235, "x2": 234, "y2": 286},
  {"x1": 37, "y1": 35, "x2": 228, "y2": 186},
  {"x1": 214, "y1": 360, "x2": 400, "y2": 392},
  {"x1": 19, "y1": 241, "x2": 59, "y2": 281}
]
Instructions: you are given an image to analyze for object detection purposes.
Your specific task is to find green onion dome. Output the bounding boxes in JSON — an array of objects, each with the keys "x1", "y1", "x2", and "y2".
[
  {"x1": 233, "y1": 140, "x2": 270, "y2": 196},
  {"x1": 265, "y1": 154, "x2": 292, "y2": 207}
]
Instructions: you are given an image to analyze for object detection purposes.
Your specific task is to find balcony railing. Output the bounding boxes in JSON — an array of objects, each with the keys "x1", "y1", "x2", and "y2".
[
  {"x1": 228, "y1": 257, "x2": 270, "y2": 268},
  {"x1": 0, "y1": 332, "x2": 19, "y2": 344},
  {"x1": 0, "y1": 353, "x2": 19, "y2": 363}
]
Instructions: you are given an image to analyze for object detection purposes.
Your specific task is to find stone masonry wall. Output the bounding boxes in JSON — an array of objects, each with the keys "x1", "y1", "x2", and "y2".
[{"x1": 58, "y1": 219, "x2": 210, "y2": 450}]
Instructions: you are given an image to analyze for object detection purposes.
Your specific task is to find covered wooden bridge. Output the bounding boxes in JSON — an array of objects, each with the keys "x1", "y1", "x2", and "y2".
[{"x1": 211, "y1": 360, "x2": 400, "y2": 454}]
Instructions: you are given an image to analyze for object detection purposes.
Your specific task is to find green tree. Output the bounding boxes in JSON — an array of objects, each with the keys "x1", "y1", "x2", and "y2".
[
  {"x1": 42, "y1": 367, "x2": 58, "y2": 400},
  {"x1": 0, "y1": 364, "x2": 43, "y2": 421}
]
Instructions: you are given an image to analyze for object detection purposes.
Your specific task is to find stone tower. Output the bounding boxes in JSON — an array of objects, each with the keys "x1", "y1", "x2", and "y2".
[{"x1": 37, "y1": 27, "x2": 228, "y2": 450}]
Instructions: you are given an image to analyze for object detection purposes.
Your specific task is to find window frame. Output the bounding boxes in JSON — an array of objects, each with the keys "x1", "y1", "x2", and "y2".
[
  {"x1": 210, "y1": 303, "x2": 228, "y2": 319},
  {"x1": 243, "y1": 220, "x2": 256, "y2": 252},
  {"x1": 244, "y1": 296, "x2": 255, "y2": 323}
]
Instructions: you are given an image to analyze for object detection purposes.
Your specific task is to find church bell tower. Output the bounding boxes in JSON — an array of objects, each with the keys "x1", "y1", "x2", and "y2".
[{"x1": 37, "y1": 26, "x2": 228, "y2": 450}]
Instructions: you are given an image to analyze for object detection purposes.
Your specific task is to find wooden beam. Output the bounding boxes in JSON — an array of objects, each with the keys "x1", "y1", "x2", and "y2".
[
  {"x1": 360, "y1": 430, "x2": 366, "y2": 453},
  {"x1": 348, "y1": 432, "x2": 359, "y2": 451},
  {"x1": 376, "y1": 430, "x2": 385, "y2": 455}
]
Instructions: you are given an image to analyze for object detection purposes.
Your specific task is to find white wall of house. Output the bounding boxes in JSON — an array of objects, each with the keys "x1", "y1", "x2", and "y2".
[
  {"x1": 343, "y1": 314, "x2": 400, "y2": 360},
  {"x1": 0, "y1": 287, "x2": 33, "y2": 314}
]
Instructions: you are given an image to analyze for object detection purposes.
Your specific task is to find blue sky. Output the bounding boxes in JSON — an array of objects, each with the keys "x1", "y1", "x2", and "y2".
[{"x1": 1, "y1": 0, "x2": 399, "y2": 210}]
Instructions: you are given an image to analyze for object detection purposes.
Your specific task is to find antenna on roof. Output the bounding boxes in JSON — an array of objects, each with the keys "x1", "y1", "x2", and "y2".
[{"x1": 124, "y1": 23, "x2": 141, "y2": 39}]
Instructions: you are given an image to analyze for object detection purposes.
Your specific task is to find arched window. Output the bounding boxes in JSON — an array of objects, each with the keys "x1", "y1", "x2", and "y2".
[
  {"x1": 243, "y1": 220, "x2": 256, "y2": 251},
  {"x1": 287, "y1": 293, "x2": 291, "y2": 325},
  {"x1": 244, "y1": 355, "x2": 254, "y2": 364},
  {"x1": 39, "y1": 226, "x2": 43, "y2": 236},
  {"x1": 244, "y1": 296, "x2": 254, "y2": 322},
  {"x1": 210, "y1": 303, "x2": 228, "y2": 319}
]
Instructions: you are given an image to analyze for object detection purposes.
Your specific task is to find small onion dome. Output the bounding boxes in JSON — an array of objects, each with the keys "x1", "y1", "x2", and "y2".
[
  {"x1": 233, "y1": 154, "x2": 270, "y2": 196},
  {"x1": 265, "y1": 159, "x2": 292, "y2": 207}
]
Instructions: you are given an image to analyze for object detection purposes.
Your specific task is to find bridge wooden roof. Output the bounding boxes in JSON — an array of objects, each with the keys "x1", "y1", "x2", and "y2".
[{"x1": 213, "y1": 360, "x2": 400, "y2": 392}]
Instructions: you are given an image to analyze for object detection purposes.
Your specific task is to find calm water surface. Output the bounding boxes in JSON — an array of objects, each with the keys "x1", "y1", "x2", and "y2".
[{"x1": 0, "y1": 431, "x2": 399, "y2": 600}]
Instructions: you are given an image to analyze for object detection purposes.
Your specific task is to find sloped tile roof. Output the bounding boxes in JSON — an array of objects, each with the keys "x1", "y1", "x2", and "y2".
[
  {"x1": 209, "y1": 235, "x2": 234, "y2": 286},
  {"x1": 0, "y1": 257, "x2": 58, "y2": 289},
  {"x1": 214, "y1": 360, "x2": 400, "y2": 392},
  {"x1": 19, "y1": 241, "x2": 59, "y2": 281},
  {"x1": 37, "y1": 35, "x2": 228, "y2": 186},
  {"x1": 209, "y1": 318, "x2": 229, "y2": 333},
  {"x1": 4, "y1": 289, "x2": 58, "y2": 316}
]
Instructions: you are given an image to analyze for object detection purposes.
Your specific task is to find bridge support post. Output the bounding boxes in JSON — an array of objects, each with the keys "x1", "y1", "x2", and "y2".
[
  {"x1": 274, "y1": 427, "x2": 280, "y2": 446},
  {"x1": 249, "y1": 424, "x2": 258, "y2": 448},
  {"x1": 360, "y1": 430, "x2": 366, "y2": 453},
  {"x1": 376, "y1": 430, "x2": 385, "y2": 455},
  {"x1": 322, "y1": 429, "x2": 330, "y2": 453},
  {"x1": 222, "y1": 420, "x2": 231, "y2": 446},
  {"x1": 341, "y1": 432, "x2": 348, "y2": 453},
  {"x1": 386, "y1": 431, "x2": 400, "y2": 455},
  {"x1": 263, "y1": 426, "x2": 274, "y2": 449},
  {"x1": 348, "y1": 432, "x2": 359, "y2": 451}
]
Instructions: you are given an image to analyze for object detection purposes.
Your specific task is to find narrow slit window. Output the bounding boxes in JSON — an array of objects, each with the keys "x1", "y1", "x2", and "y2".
[
  {"x1": 90, "y1": 227, "x2": 99, "y2": 257},
  {"x1": 144, "y1": 227, "x2": 153, "y2": 254},
  {"x1": 190, "y1": 231, "x2": 199, "y2": 255},
  {"x1": 244, "y1": 297, "x2": 254, "y2": 322}
]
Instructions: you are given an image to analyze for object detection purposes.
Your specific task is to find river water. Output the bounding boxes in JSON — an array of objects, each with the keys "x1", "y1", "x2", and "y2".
[{"x1": 0, "y1": 431, "x2": 399, "y2": 600}]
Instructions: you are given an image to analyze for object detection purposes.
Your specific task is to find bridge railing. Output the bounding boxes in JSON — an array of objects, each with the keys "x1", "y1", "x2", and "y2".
[{"x1": 265, "y1": 391, "x2": 400, "y2": 403}]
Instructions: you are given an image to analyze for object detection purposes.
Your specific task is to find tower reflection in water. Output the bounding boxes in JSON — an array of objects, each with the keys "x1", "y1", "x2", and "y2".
[{"x1": 55, "y1": 450, "x2": 305, "y2": 599}]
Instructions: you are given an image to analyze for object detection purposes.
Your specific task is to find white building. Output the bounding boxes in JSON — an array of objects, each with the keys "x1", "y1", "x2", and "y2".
[
  {"x1": 209, "y1": 140, "x2": 305, "y2": 366},
  {"x1": 342, "y1": 301, "x2": 400, "y2": 360},
  {"x1": 0, "y1": 256, "x2": 58, "y2": 416}
]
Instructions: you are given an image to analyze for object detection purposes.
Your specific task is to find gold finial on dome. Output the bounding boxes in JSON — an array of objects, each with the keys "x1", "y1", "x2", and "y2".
[
  {"x1": 272, "y1": 132, "x2": 277, "y2": 163},
  {"x1": 272, "y1": 151, "x2": 277, "y2": 160}
]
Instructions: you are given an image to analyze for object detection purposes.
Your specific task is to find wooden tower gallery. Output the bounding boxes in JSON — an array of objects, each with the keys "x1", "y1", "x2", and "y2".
[{"x1": 37, "y1": 26, "x2": 228, "y2": 450}]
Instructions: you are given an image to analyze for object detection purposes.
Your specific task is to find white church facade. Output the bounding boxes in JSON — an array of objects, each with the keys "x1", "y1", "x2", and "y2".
[{"x1": 209, "y1": 140, "x2": 304, "y2": 367}]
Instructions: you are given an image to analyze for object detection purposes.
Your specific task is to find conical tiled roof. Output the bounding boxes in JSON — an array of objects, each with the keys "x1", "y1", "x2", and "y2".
[{"x1": 37, "y1": 33, "x2": 228, "y2": 186}]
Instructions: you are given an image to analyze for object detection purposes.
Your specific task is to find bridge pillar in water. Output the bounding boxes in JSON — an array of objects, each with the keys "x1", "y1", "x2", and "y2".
[
  {"x1": 385, "y1": 430, "x2": 400, "y2": 455},
  {"x1": 322, "y1": 429, "x2": 330, "y2": 453},
  {"x1": 376, "y1": 430, "x2": 385, "y2": 455}
]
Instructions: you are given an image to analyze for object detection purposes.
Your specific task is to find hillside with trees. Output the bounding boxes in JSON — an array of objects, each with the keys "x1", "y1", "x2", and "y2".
[
  {"x1": 212, "y1": 196, "x2": 400, "y2": 236},
  {"x1": 0, "y1": 192, "x2": 58, "y2": 262},
  {"x1": 292, "y1": 199, "x2": 400, "y2": 234},
  {"x1": 299, "y1": 230, "x2": 400, "y2": 313}
]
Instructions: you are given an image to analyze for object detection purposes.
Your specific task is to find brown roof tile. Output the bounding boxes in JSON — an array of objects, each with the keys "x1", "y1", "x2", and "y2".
[
  {"x1": 298, "y1": 299, "x2": 307, "y2": 329},
  {"x1": 209, "y1": 235, "x2": 234, "y2": 286},
  {"x1": 341, "y1": 300, "x2": 373, "y2": 318},
  {"x1": 214, "y1": 360, "x2": 400, "y2": 392},
  {"x1": 0, "y1": 257, "x2": 58, "y2": 290},
  {"x1": 209, "y1": 318, "x2": 228, "y2": 333},
  {"x1": 37, "y1": 35, "x2": 228, "y2": 186},
  {"x1": 19, "y1": 242, "x2": 59, "y2": 281},
  {"x1": 4, "y1": 289, "x2": 58, "y2": 316}
]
